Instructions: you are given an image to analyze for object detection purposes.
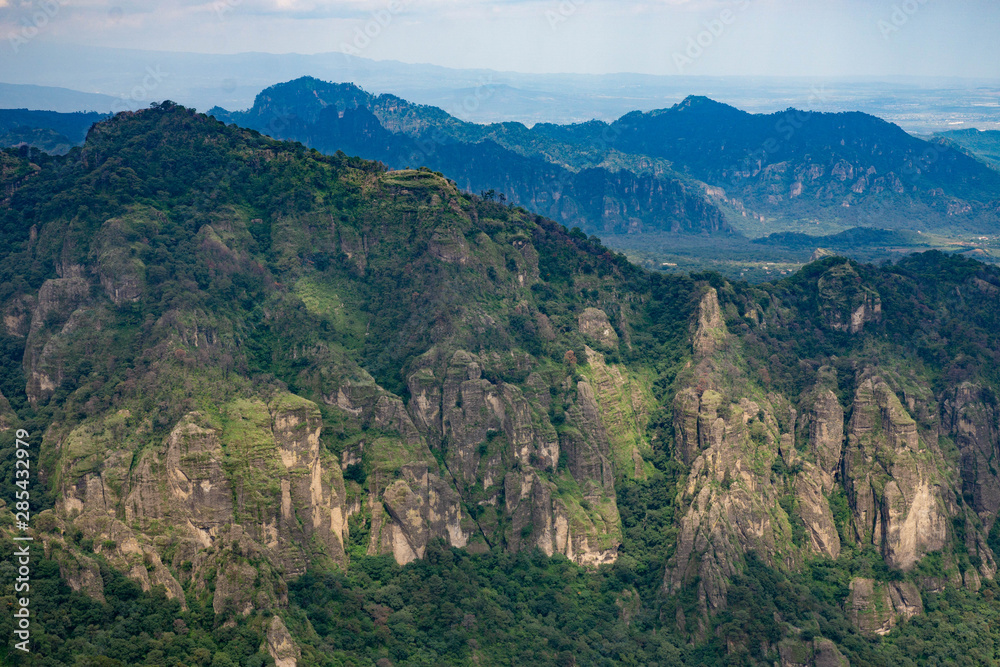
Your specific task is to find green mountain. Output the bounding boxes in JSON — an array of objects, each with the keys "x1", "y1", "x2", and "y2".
[
  {"x1": 5, "y1": 104, "x2": 1000, "y2": 665},
  {"x1": 938, "y1": 128, "x2": 1000, "y2": 172},
  {"x1": 0, "y1": 109, "x2": 109, "y2": 155},
  {"x1": 608, "y1": 96, "x2": 1000, "y2": 234},
  {"x1": 209, "y1": 78, "x2": 732, "y2": 237},
  {"x1": 211, "y1": 78, "x2": 1000, "y2": 240}
]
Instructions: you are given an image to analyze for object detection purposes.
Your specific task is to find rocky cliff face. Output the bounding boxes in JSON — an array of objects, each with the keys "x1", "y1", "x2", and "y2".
[
  {"x1": 846, "y1": 578, "x2": 923, "y2": 636},
  {"x1": 944, "y1": 383, "x2": 1000, "y2": 528},
  {"x1": 843, "y1": 377, "x2": 950, "y2": 570},
  {"x1": 401, "y1": 346, "x2": 622, "y2": 565},
  {"x1": 666, "y1": 280, "x2": 998, "y2": 635},
  {"x1": 665, "y1": 289, "x2": 800, "y2": 617},
  {"x1": 10, "y1": 106, "x2": 1000, "y2": 663},
  {"x1": 51, "y1": 393, "x2": 350, "y2": 613}
]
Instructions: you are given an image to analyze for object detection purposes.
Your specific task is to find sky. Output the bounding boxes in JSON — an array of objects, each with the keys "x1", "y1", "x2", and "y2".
[{"x1": 1, "y1": 0, "x2": 999, "y2": 79}]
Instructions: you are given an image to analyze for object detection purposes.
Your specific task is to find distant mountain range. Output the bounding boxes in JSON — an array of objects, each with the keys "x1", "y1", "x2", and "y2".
[
  {"x1": 0, "y1": 83, "x2": 121, "y2": 113},
  {"x1": 4, "y1": 46, "x2": 1000, "y2": 132},
  {"x1": 5, "y1": 76, "x2": 1000, "y2": 241},
  {"x1": 209, "y1": 77, "x2": 1000, "y2": 236}
]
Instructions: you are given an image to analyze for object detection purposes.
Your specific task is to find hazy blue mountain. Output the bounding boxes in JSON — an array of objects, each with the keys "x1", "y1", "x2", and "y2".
[
  {"x1": 938, "y1": 128, "x2": 1000, "y2": 171},
  {"x1": 212, "y1": 78, "x2": 732, "y2": 236},
  {"x1": 212, "y1": 78, "x2": 1000, "y2": 238},
  {"x1": 0, "y1": 83, "x2": 121, "y2": 112},
  {"x1": 3, "y1": 44, "x2": 999, "y2": 131}
]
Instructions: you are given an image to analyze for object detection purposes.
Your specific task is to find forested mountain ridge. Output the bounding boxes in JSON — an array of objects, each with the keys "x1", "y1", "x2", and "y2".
[
  {"x1": 210, "y1": 77, "x2": 1000, "y2": 238},
  {"x1": 209, "y1": 77, "x2": 733, "y2": 237},
  {"x1": 3, "y1": 105, "x2": 1000, "y2": 665}
]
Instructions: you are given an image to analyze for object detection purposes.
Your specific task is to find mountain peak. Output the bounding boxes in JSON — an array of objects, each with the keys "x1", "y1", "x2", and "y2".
[{"x1": 673, "y1": 95, "x2": 743, "y2": 114}]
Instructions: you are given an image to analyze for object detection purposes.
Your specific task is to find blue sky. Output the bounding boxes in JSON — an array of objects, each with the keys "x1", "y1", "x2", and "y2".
[{"x1": 2, "y1": 0, "x2": 999, "y2": 78}]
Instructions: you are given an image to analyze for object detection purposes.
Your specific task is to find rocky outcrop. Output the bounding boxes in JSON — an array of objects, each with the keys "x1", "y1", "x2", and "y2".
[
  {"x1": 794, "y1": 463, "x2": 841, "y2": 560},
  {"x1": 265, "y1": 616, "x2": 301, "y2": 667},
  {"x1": 816, "y1": 262, "x2": 881, "y2": 334},
  {"x1": 3, "y1": 294, "x2": 33, "y2": 338},
  {"x1": 504, "y1": 468, "x2": 618, "y2": 566},
  {"x1": 39, "y1": 516, "x2": 107, "y2": 602},
  {"x1": 400, "y1": 348, "x2": 621, "y2": 565},
  {"x1": 93, "y1": 217, "x2": 146, "y2": 305},
  {"x1": 582, "y1": 346, "x2": 652, "y2": 480},
  {"x1": 664, "y1": 393, "x2": 795, "y2": 612},
  {"x1": 125, "y1": 412, "x2": 233, "y2": 540},
  {"x1": 843, "y1": 378, "x2": 949, "y2": 570},
  {"x1": 56, "y1": 393, "x2": 349, "y2": 614},
  {"x1": 943, "y1": 383, "x2": 1000, "y2": 528},
  {"x1": 692, "y1": 288, "x2": 725, "y2": 355},
  {"x1": 22, "y1": 273, "x2": 91, "y2": 405},
  {"x1": 125, "y1": 397, "x2": 348, "y2": 577},
  {"x1": 371, "y1": 463, "x2": 469, "y2": 564},
  {"x1": 778, "y1": 637, "x2": 849, "y2": 667},
  {"x1": 428, "y1": 226, "x2": 470, "y2": 265},
  {"x1": 805, "y1": 389, "x2": 844, "y2": 488},
  {"x1": 846, "y1": 578, "x2": 923, "y2": 636},
  {"x1": 665, "y1": 289, "x2": 797, "y2": 613},
  {"x1": 578, "y1": 308, "x2": 619, "y2": 350},
  {"x1": 562, "y1": 380, "x2": 616, "y2": 496}
]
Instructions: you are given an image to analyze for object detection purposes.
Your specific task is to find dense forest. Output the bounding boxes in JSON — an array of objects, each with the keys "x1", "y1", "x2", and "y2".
[{"x1": 2, "y1": 104, "x2": 1000, "y2": 665}]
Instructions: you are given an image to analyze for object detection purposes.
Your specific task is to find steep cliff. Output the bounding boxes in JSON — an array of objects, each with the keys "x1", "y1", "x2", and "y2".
[{"x1": 6, "y1": 105, "x2": 1000, "y2": 664}]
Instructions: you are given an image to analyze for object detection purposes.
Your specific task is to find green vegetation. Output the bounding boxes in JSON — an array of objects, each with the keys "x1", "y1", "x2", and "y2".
[{"x1": 4, "y1": 104, "x2": 1000, "y2": 665}]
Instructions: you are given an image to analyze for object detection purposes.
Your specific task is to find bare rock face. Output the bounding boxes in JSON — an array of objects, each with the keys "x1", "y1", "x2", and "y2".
[
  {"x1": 126, "y1": 397, "x2": 348, "y2": 579},
  {"x1": 692, "y1": 288, "x2": 726, "y2": 356},
  {"x1": 265, "y1": 616, "x2": 301, "y2": 667},
  {"x1": 428, "y1": 226, "x2": 470, "y2": 265},
  {"x1": 125, "y1": 413, "x2": 233, "y2": 541},
  {"x1": 582, "y1": 346, "x2": 652, "y2": 480},
  {"x1": 778, "y1": 637, "x2": 849, "y2": 667},
  {"x1": 664, "y1": 296, "x2": 797, "y2": 614},
  {"x1": 562, "y1": 380, "x2": 616, "y2": 496},
  {"x1": 3, "y1": 294, "x2": 34, "y2": 338},
  {"x1": 93, "y1": 217, "x2": 146, "y2": 305},
  {"x1": 39, "y1": 515, "x2": 107, "y2": 603},
  {"x1": 844, "y1": 378, "x2": 949, "y2": 570},
  {"x1": 402, "y1": 348, "x2": 621, "y2": 566},
  {"x1": 504, "y1": 468, "x2": 619, "y2": 566},
  {"x1": 72, "y1": 514, "x2": 187, "y2": 606},
  {"x1": 664, "y1": 389, "x2": 796, "y2": 612},
  {"x1": 663, "y1": 395, "x2": 794, "y2": 613},
  {"x1": 806, "y1": 389, "x2": 844, "y2": 489},
  {"x1": 578, "y1": 307, "x2": 619, "y2": 350},
  {"x1": 847, "y1": 578, "x2": 923, "y2": 636},
  {"x1": 22, "y1": 274, "x2": 91, "y2": 405},
  {"x1": 795, "y1": 463, "x2": 841, "y2": 560},
  {"x1": 816, "y1": 262, "x2": 881, "y2": 334},
  {"x1": 56, "y1": 393, "x2": 349, "y2": 614},
  {"x1": 943, "y1": 383, "x2": 1000, "y2": 528},
  {"x1": 372, "y1": 463, "x2": 469, "y2": 564}
]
